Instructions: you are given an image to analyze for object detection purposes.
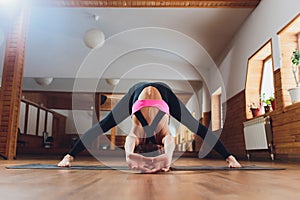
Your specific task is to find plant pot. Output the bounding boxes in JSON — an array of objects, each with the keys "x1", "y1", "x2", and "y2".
[
  {"x1": 264, "y1": 105, "x2": 271, "y2": 113},
  {"x1": 250, "y1": 107, "x2": 264, "y2": 117},
  {"x1": 288, "y1": 87, "x2": 300, "y2": 104},
  {"x1": 270, "y1": 100, "x2": 275, "y2": 110}
]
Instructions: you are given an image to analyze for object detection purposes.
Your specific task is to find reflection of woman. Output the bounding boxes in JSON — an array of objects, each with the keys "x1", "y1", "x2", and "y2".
[{"x1": 58, "y1": 82, "x2": 241, "y2": 172}]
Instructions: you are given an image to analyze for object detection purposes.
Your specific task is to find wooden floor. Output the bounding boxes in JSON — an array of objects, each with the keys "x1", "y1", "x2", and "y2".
[{"x1": 1, "y1": 155, "x2": 300, "y2": 200}]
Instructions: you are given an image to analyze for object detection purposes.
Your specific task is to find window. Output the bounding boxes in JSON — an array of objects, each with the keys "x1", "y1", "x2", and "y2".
[
  {"x1": 260, "y1": 58, "x2": 274, "y2": 102},
  {"x1": 245, "y1": 40, "x2": 273, "y2": 119},
  {"x1": 211, "y1": 87, "x2": 222, "y2": 131},
  {"x1": 277, "y1": 14, "x2": 300, "y2": 107}
]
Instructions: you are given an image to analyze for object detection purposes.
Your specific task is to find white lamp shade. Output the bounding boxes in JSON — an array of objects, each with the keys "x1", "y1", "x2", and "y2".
[
  {"x1": 34, "y1": 77, "x2": 53, "y2": 86},
  {"x1": 105, "y1": 79, "x2": 120, "y2": 86},
  {"x1": 83, "y1": 29, "x2": 105, "y2": 49}
]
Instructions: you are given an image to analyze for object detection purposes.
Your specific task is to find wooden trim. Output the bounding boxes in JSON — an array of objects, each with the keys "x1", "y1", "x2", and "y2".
[
  {"x1": 283, "y1": 101, "x2": 300, "y2": 112},
  {"x1": 24, "y1": 103, "x2": 29, "y2": 135},
  {"x1": 277, "y1": 13, "x2": 300, "y2": 35},
  {"x1": 29, "y1": 0, "x2": 261, "y2": 8},
  {"x1": 273, "y1": 68, "x2": 282, "y2": 112},
  {"x1": 263, "y1": 55, "x2": 272, "y2": 63},
  {"x1": 247, "y1": 39, "x2": 273, "y2": 62},
  {"x1": 245, "y1": 40, "x2": 273, "y2": 119},
  {"x1": 35, "y1": 108, "x2": 40, "y2": 136}
]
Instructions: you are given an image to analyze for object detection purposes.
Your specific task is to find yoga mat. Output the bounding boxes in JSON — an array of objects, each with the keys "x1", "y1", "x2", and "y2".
[
  {"x1": 6, "y1": 164, "x2": 285, "y2": 171},
  {"x1": 6, "y1": 164, "x2": 129, "y2": 170},
  {"x1": 170, "y1": 165, "x2": 285, "y2": 171}
]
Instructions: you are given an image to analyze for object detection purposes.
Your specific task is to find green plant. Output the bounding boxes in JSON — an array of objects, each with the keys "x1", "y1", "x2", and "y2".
[
  {"x1": 291, "y1": 49, "x2": 300, "y2": 65},
  {"x1": 291, "y1": 49, "x2": 300, "y2": 87},
  {"x1": 269, "y1": 96, "x2": 275, "y2": 101},
  {"x1": 261, "y1": 93, "x2": 274, "y2": 106}
]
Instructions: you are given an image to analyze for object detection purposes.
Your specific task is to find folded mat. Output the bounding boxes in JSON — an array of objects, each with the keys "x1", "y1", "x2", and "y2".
[{"x1": 6, "y1": 164, "x2": 285, "y2": 171}]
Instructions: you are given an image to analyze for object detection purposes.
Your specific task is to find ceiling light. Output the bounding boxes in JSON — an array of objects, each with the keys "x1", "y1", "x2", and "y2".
[
  {"x1": 83, "y1": 29, "x2": 105, "y2": 49},
  {"x1": 105, "y1": 79, "x2": 120, "y2": 86},
  {"x1": 94, "y1": 15, "x2": 99, "y2": 21},
  {"x1": 34, "y1": 77, "x2": 53, "y2": 86}
]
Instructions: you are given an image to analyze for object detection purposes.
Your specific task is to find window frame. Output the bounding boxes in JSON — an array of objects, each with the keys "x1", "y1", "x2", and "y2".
[
  {"x1": 260, "y1": 55, "x2": 275, "y2": 104},
  {"x1": 245, "y1": 40, "x2": 274, "y2": 119},
  {"x1": 277, "y1": 13, "x2": 300, "y2": 108}
]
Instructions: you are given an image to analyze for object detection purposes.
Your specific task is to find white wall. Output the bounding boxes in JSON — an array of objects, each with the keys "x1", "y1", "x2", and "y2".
[
  {"x1": 219, "y1": 0, "x2": 300, "y2": 99},
  {"x1": 201, "y1": 83, "x2": 211, "y2": 113},
  {"x1": 53, "y1": 109, "x2": 94, "y2": 134}
]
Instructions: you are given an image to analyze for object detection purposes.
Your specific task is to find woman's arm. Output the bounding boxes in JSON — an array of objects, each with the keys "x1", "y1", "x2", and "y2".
[
  {"x1": 146, "y1": 132, "x2": 175, "y2": 173},
  {"x1": 124, "y1": 134, "x2": 137, "y2": 161},
  {"x1": 124, "y1": 123, "x2": 154, "y2": 172},
  {"x1": 162, "y1": 133, "x2": 175, "y2": 166},
  {"x1": 146, "y1": 117, "x2": 175, "y2": 173}
]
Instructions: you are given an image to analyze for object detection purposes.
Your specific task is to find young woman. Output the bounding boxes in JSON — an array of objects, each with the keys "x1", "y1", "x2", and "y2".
[{"x1": 58, "y1": 82, "x2": 241, "y2": 172}]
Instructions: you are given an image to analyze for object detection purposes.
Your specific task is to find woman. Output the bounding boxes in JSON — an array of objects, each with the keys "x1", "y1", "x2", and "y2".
[{"x1": 58, "y1": 82, "x2": 241, "y2": 172}]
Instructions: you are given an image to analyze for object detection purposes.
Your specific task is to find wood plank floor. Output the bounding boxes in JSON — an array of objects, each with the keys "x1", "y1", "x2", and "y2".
[{"x1": 1, "y1": 155, "x2": 300, "y2": 200}]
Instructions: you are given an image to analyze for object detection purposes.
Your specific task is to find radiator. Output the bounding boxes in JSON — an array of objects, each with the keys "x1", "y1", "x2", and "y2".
[
  {"x1": 243, "y1": 116, "x2": 272, "y2": 150},
  {"x1": 243, "y1": 116, "x2": 274, "y2": 160}
]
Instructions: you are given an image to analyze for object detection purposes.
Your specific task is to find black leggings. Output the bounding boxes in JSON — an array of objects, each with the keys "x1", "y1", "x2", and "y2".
[{"x1": 68, "y1": 82, "x2": 231, "y2": 159}]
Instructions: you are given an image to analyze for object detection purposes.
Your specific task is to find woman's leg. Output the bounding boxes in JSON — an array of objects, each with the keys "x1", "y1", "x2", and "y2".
[
  {"x1": 177, "y1": 100, "x2": 231, "y2": 159},
  {"x1": 155, "y1": 84, "x2": 231, "y2": 159},
  {"x1": 68, "y1": 82, "x2": 146, "y2": 157}
]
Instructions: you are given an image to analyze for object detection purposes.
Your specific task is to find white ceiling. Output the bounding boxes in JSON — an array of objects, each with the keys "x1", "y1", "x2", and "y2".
[{"x1": 0, "y1": 6, "x2": 255, "y2": 92}]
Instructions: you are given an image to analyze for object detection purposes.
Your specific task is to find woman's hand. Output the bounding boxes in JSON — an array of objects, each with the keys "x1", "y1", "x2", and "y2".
[
  {"x1": 127, "y1": 153, "x2": 172, "y2": 173},
  {"x1": 126, "y1": 153, "x2": 155, "y2": 173},
  {"x1": 144, "y1": 154, "x2": 171, "y2": 173},
  {"x1": 153, "y1": 154, "x2": 171, "y2": 172}
]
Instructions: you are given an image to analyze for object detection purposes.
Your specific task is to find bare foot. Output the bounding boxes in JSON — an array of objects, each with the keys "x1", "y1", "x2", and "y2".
[
  {"x1": 57, "y1": 154, "x2": 74, "y2": 167},
  {"x1": 226, "y1": 155, "x2": 241, "y2": 168}
]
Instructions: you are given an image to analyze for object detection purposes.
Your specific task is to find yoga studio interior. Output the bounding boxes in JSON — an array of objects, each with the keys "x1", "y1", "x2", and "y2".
[{"x1": 0, "y1": 0, "x2": 300, "y2": 199}]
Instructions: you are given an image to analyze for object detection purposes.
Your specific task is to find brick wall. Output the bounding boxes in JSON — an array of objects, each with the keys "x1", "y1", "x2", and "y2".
[
  {"x1": 0, "y1": 8, "x2": 29, "y2": 159},
  {"x1": 219, "y1": 68, "x2": 300, "y2": 161},
  {"x1": 219, "y1": 91, "x2": 247, "y2": 159}
]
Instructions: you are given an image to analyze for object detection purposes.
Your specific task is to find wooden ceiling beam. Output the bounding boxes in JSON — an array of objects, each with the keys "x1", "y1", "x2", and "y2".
[{"x1": 29, "y1": 0, "x2": 261, "y2": 8}]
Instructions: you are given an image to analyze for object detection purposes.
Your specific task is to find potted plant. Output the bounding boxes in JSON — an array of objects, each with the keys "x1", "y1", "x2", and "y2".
[
  {"x1": 261, "y1": 93, "x2": 275, "y2": 112},
  {"x1": 248, "y1": 101, "x2": 264, "y2": 117},
  {"x1": 269, "y1": 96, "x2": 275, "y2": 110},
  {"x1": 289, "y1": 49, "x2": 300, "y2": 103}
]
